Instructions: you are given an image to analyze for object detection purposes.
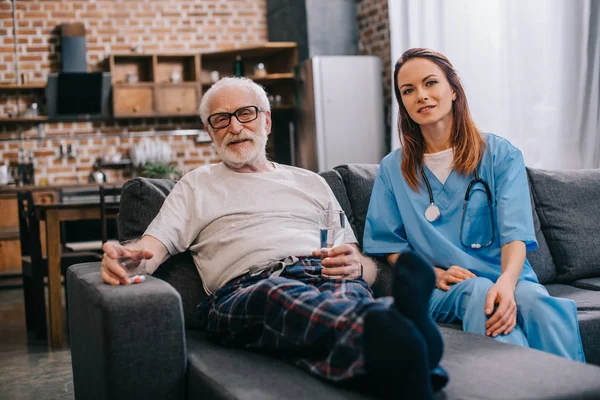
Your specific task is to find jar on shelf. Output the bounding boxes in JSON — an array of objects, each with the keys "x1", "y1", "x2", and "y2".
[
  {"x1": 125, "y1": 72, "x2": 138, "y2": 83},
  {"x1": 253, "y1": 63, "x2": 267, "y2": 78},
  {"x1": 170, "y1": 70, "x2": 182, "y2": 83},
  {"x1": 24, "y1": 103, "x2": 39, "y2": 117}
]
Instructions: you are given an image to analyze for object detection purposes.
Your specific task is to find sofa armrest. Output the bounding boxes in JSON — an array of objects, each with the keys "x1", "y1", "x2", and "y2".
[{"x1": 67, "y1": 262, "x2": 186, "y2": 400}]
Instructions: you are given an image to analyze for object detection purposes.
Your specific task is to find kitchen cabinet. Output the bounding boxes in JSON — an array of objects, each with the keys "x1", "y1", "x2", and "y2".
[
  {"x1": 0, "y1": 239, "x2": 20, "y2": 274},
  {"x1": 112, "y1": 84, "x2": 155, "y2": 117},
  {"x1": 155, "y1": 84, "x2": 199, "y2": 115}
]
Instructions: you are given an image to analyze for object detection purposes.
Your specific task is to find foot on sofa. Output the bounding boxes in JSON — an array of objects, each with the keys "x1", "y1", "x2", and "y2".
[
  {"x1": 364, "y1": 308, "x2": 433, "y2": 399},
  {"x1": 392, "y1": 251, "x2": 444, "y2": 368}
]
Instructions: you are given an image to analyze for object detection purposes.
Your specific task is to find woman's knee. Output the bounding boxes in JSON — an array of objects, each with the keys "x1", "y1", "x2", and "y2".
[{"x1": 452, "y1": 276, "x2": 494, "y2": 295}]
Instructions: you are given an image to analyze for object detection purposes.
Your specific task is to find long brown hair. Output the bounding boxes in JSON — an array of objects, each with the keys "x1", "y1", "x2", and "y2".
[{"x1": 393, "y1": 48, "x2": 485, "y2": 191}]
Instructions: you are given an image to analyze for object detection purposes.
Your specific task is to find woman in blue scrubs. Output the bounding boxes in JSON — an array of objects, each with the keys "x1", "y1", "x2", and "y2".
[{"x1": 363, "y1": 48, "x2": 585, "y2": 362}]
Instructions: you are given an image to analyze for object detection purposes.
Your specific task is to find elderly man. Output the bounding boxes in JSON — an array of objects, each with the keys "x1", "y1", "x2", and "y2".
[{"x1": 101, "y1": 77, "x2": 446, "y2": 399}]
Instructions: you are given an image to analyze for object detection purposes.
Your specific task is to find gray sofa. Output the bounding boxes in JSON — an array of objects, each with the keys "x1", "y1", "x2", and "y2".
[{"x1": 67, "y1": 164, "x2": 600, "y2": 400}]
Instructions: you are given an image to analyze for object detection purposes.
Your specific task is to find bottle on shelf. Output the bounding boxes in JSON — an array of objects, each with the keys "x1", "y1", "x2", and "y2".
[
  {"x1": 17, "y1": 148, "x2": 26, "y2": 186},
  {"x1": 233, "y1": 55, "x2": 245, "y2": 77},
  {"x1": 16, "y1": 148, "x2": 34, "y2": 186},
  {"x1": 26, "y1": 150, "x2": 35, "y2": 185}
]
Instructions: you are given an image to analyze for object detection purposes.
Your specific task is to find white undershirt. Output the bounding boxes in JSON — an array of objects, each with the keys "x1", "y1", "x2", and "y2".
[{"x1": 423, "y1": 148, "x2": 454, "y2": 184}]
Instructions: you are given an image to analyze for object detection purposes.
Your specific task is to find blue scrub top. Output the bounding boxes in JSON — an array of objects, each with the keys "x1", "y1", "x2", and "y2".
[{"x1": 363, "y1": 133, "x2": 539, "y2": 283}]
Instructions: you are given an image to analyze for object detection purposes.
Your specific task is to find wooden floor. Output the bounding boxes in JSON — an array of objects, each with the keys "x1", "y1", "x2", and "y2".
[{"x1": 0, "y1": 287, "x2": 74, "y2": 399}]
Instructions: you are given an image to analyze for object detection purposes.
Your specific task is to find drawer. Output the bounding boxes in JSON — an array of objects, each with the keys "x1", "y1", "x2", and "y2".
[
  {"x1": 0, "y1": 197, "x2": 18, "y2": 228},
  {"x1": 155, "y1": 84, "x2": 199, "y2": 116},
  {"x1": 113, "y1": 85, "x2": 154, "y2": 117},
  {"x1": 0, "y1": 239, "x2": 21, "y2": 272}
]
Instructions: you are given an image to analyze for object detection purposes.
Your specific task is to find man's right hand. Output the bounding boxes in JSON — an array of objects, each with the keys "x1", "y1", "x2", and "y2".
[
  {"x1": 434, "y1": 265, "x2": 476, "y2": 291},
  {"x1": 101, "y1": 241, "x2": 154, "y2": 286}
]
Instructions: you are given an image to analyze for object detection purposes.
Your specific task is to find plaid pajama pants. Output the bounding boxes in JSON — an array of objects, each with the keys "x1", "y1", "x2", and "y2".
[{"x1": 197, "y1": 256, "x2": 394, "y2": 382}]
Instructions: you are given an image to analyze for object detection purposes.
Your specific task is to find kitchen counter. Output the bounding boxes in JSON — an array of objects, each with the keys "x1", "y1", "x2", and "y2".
[{"x1": 0, "y1": 181, "x2": 127, "y2": 196}]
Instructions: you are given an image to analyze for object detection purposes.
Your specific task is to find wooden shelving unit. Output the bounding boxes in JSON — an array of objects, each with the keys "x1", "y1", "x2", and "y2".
[
  {"x1": 0, "y1": 83, "x2": 46, "y2": 90},
  {"x1": 0, "y1": 43, "x2": 299, "y2": 138},
  {"x1": 109, "y1": 53, "x2": 201, "y2": 118},
  {"x1": 0, "y1": 83, "x2": 47, "y2": 124},
  {"x1": 199, "y1": 42, "x2": 299, "y2": 163},
  {"x1": 200, "y1": 42, "x2": 298, "y2": 110},
  {"x1": 0, "y1": 116, "x2": 48, "y2": 123}
]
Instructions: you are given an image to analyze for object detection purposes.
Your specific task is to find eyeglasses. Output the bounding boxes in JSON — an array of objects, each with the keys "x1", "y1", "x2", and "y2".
[{"x1": 207, "y1": 106, "x2": 264, "y2": 130}]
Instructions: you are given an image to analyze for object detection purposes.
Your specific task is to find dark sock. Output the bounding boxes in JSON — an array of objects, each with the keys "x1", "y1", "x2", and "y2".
[
  {"x1": 392, "y1": 251, "x2": 444, "y2": 368},
  {"x1": 364, "y1": 308, "x2": 433, "y2": 400}
]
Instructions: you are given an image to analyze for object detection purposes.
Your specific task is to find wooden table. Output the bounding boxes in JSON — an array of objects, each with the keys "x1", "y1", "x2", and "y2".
[{"x1": 35, "y1": 203, "x2": 109, "y2": 348}]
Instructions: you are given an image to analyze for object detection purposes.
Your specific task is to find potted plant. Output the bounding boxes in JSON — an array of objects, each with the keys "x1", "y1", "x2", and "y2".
[{"x1": 140, "y1": 161, "x2": 181, "y2": 180}]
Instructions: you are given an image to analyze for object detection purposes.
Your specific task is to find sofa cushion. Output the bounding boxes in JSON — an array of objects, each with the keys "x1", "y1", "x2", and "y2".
[
  {"x1": 185, "y1": 327, "x2": 600, "y2": 400},
  {"x1": 438, "y1": 327, "x2": 600, "y2": 398},
  {"x1": 119, "y1": 177, "x2": 177, "y2": 241},
  {"x1": 571, "y1": 278, "x2": 600, "y2": 291},
  {"x1": 334, "y1": 164, "x2": 379, "y2": 247},
  {"x1": 528, "y1": 169, "x2": 600, "y2": 282},
  {"x1": 186, "y1": 331, "x2": 371, "y2": 400},
  {"x1": 546, "y1": 284, "x2": 600, "y2": 311},
  {"x1": 526, "y1": 284, "x2": 600, "y2": 365}
]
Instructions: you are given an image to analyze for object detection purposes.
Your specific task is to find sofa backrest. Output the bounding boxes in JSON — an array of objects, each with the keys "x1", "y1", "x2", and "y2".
[
  {"x1": 527, "y1": 168, "x2": 600, "y2": 283},
  {"x1": 119, "y1": 177, "x2": 178, "y2": 241}
]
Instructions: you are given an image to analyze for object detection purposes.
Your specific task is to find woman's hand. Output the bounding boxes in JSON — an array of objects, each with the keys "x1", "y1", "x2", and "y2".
[
  {"x1": 484, "y1": 277, "x2": 517, "y2": 337},
  {"x1": 434, "y1": 265, "x2": 476, "y2": 291},
  {"x1": 312, "y1": 244, "x2": 362, "y2": 279}
]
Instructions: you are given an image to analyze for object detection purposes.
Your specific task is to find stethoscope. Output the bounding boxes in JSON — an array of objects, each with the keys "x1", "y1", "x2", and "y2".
[{"x1": 421, "y1": 167, "x2": 495, "y2": 249}]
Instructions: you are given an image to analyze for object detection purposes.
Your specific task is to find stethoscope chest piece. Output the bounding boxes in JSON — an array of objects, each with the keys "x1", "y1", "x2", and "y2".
[{"x1": 425, "y1": 203, "x2": 441, "y2": 222}]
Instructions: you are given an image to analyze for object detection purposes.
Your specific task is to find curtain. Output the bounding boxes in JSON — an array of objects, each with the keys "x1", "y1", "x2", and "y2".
[{"x1": 388, "y1": 0, "x2": 600, "y2": 169}]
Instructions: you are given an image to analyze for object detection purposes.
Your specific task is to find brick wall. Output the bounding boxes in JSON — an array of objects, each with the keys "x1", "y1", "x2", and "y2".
[
  {"x1": 0, "y1": 0, "x2": 267, "y2": 185},
  {"x1": 356, "y1": 0, "x2": 391, "y2": 147}
]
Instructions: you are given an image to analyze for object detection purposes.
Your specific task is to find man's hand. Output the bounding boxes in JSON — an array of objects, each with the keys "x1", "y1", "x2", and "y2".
[
  {"x1": 101, "y1": 241, "x2": 154, "y2": 286},
  {"x1": 484, "y1": 277, "x2": 517, "y2": 337},
  {"x1": 434, "y1": 265, "x2": 476, "y2": 291},
  {"x1": 312, "y1": 244, "x2": 362, "y2": 279}
]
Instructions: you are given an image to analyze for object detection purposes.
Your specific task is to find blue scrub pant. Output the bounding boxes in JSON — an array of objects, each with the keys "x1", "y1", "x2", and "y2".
[{"x1": 429, "y1": 277, "x2": 586, "y2": 362}]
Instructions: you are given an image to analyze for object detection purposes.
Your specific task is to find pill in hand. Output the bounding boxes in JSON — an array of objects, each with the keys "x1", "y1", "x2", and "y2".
[{"x1": 129, "y1": 275, "x2": 146, "y2": 284}]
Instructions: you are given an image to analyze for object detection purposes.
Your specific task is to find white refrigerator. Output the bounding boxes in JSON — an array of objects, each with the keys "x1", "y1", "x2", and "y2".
[{"x1": 294, "y1": 56, "x2": 386, "y2": 172}]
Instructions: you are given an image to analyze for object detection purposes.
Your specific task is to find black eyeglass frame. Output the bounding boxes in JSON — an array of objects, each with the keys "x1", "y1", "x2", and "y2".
[{"x1": 207, "y1": 106, "x2": 265, "y2": 130}]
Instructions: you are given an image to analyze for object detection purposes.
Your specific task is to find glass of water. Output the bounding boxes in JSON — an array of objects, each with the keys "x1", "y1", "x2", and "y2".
[
  {"x1": 319, "y1": 209, "x2": 346, "y2": 253},
  {"x1": 117, "y1": 240, "x2": 148, "y2": 283}
]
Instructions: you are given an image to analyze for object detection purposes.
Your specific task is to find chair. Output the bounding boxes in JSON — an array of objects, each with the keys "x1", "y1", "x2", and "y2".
[
  {"x1": 99, "y1": 185, "x2": 121, "y2": 245},
  {"x1": 17, "y1": 190, "x2": 102, "y2": 340}
]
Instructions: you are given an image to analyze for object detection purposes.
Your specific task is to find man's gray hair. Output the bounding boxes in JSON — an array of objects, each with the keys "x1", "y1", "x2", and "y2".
[{"x1": 198, "y1": 77, "x2": 271, "y2": 128}]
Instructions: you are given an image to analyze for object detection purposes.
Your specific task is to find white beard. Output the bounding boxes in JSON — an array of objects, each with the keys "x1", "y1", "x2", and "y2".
[{"x1": 215, "y1": 127, "x2": 269, "y2": 167}]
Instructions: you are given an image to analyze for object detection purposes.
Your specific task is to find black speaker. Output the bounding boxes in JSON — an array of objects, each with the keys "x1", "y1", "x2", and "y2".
[{"x1": 61, "y1": 23, "x2": 87, "y2": 73}]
